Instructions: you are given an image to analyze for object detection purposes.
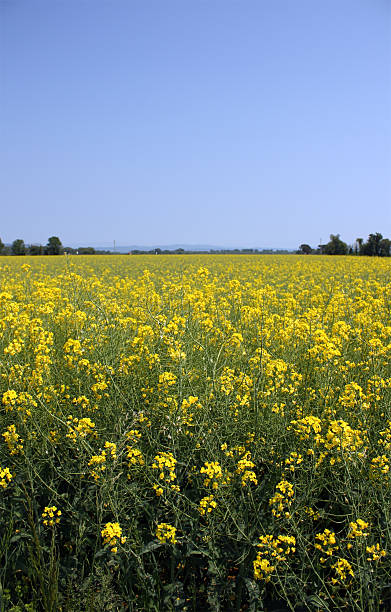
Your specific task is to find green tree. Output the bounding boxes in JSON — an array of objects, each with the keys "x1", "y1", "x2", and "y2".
[
  {"x1": 45, "y1": 236, "x2": 63, "y2": 255},
  {"x1": 298, "y1": 244, "x2": 312, "y2": 254},
  {"x1": 0, "y1": 237, "x2": 4, "y2": 254},
  {"x1": 29, "y1": 244, "x2": 44, "y2": 255},
  {"x1": 362, "y1": 233, "x2": 383, "y2": 256},
  {"x1": 12, "y1": 239, "x2": 26, "y2": 255},
  {"x1": 323, "y1": 234, "x2": 348, "y2": 255},
  {"x1": 379, "y1": 238, "x2": 391, "y2": 257},
  {"x1": 78, "y1": 247, "x2": 96, "y2": 254}
]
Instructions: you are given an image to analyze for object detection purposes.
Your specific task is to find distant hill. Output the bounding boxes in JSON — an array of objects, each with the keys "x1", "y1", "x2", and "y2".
[
  {"x1": 71, "y1": 243, "x2": 293, "y2": 253},
  {"x1": 76, "y1": 244, "x2": 228, "y2": 253}
]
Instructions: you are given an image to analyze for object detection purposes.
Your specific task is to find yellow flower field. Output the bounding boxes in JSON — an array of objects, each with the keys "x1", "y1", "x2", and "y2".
[{"x1": 0, "y1": 254, "x2": 390, "y2": 610}]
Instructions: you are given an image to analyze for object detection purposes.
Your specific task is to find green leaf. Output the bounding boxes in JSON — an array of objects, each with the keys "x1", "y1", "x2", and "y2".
[
  {"x1": 306, "y1": 594, "x2": 331, "y2": 610},
  {"x1": 140, "y1": 541, "x2": 163, "y2": 554}
]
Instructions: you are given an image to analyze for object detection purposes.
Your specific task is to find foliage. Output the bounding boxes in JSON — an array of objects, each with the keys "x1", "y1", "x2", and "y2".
[
  {"x1": 298, "y1": 244, "x2": 312, "y2": 254},
  {"x1": 360, "y1": 234, "x2": 391, "y2": 257},
  {"x1": 323, "y1": 234, "x2": 348, "y2": 255},
  {"x1": 0, "y1": 254, "x2": 391, "y2": 610},
  {"x1": 45, "y1": 237, "x2": 63, "y2": 256},
  {"x1": 11, "y1": 239, "x2": 26, "y2": 256},
  {"x1": 77, "y1": 247, "x2": 96, "y2": 255},
  {"x1": 29, "y1": 244, "x2": 44, "y2": 256}
]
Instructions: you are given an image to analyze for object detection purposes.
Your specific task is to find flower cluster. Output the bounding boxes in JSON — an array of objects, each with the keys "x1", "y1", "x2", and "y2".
[
  {"x1": 156, "y1": 523, "x2": 177, "y2": 545},
  {"x1": 200, "y1": 461, "x2": 225, "y2": 489},
  {"x1": 2, "y1": 424, "x2": 24, "y2": 455},
  {"x1": 0, "y1": 465, "x2": 12, "y2": 489},
  {"x1": 152, "y1": 451, "x2": 179, "y2": 492},
  {"x1": 88, "y1": 451, "x2": 107, "y2": 481},
  {"x1": 348, "y1": 519, "x2": 369, "y2": 539},
  {"x1": 371, "y1": 455, "x2": 389, "y2": 481},
  {"x1": 236, "y1": 451, "x2": 258, "y2": 487},
  {"x1": 269, "y1": 480, "x2": 294, "y2": 519},
  {"x1": 253, "y1": 534, "x2": 296, "y2": 582},
  {"x1": 66, "y1": 416, "x2": 96, "y2": 443},
  {"x1": 331, "y1": 558, "x2": 354, "y2": 584},
  {"x1": 152, "y1": 451, "x2": 177, "y2": 482},
  {"x1": 42, "y1": 506, "x2": 62, "y2": 527},
  {"x1": 366, "y1": 543, "x2": 387, "y2": 561},
  {"x1": 101, "y1": 522, "x2": 126, "y2": 553},
  {"x1": 314, "y1": 529, "x2": 339, "y2": 562},
  {"x1": 198, "y1": 494, "x2": 217, "y2": 515},
  {"x1": 127, "y1": 446, "x2": 144, "y2": 467}
]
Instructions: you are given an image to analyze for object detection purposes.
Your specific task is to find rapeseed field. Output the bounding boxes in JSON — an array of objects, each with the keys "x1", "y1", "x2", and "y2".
[{"x1": 0, "y1": 254, "x2": 390, "y2": 611}]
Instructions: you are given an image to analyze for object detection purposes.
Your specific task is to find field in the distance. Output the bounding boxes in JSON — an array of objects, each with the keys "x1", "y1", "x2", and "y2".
[{"x1": 0, "y1": 254, "x2": 390, "y2": 611}]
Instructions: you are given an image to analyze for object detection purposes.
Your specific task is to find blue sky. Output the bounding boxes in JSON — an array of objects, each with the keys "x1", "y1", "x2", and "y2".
[{"x1": 1, "y1": 0, "x2": 390, "y2": 249}]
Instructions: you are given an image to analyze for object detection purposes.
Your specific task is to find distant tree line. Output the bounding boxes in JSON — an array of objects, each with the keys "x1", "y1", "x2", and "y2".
[
  {"x1": 2, "y1": 233, "x2": 389, "y2": 257},
  {"x1": 0, "y1": 237, "x2": 291, "y2": 256},
  {"x1": 298, "y1": 233, "x2": 391, "y2": 256},
  {"x1": 0, "y1": 236, "x2": 110, "y2": 256}
]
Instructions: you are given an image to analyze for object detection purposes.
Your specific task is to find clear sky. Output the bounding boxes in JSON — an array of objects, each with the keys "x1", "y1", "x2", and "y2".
[{"x1": 1, "y1": 0, "x2": 390, "y2": 249}]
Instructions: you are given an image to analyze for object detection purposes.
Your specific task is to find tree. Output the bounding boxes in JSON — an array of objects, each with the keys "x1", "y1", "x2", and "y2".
[
  {"x1": 0, "y1": 237, "x2": 4, "y2": 254},
  {"x1": 12, "y1": 239, "x2": 26, "y2": 255},
  {"x1": 362, "y1": 233, "x2": 383, "y2": 257},
  {"x1": 78, "y1": 247, "x2": 95, "y2": 254},
  {"x1": 379, "y1": 238, "x2": 391, "y2": 257},
  {"x1": 29, "y1": 244, "x2": 44, "y2": 255},
  {"x1": 323, "y1": 234, "x2": 348, "y2": 255},
  {"x1": 45, "y1": 236, "x2": 63, "y2": 255},
  {"x1": 298, "y1": 244, "x2": 312, "y2": 254}
]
